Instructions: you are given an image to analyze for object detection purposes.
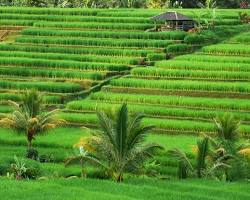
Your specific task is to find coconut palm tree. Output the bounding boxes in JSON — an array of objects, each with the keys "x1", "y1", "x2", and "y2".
[
  {"x1": 214, "y1": 113, "x2": 241, "y2": 154},
  {"x1": 65, "y1": 146, "x2": 106, "y2": 178},
  {"x1": 169, "y1": 136, "x2": 210, "y2": 178},
  {"x1": 0, "y1": 90, "x2": 65, "y2": 148},
  {"x1": 92, "y1": 104, "x2": 162, "y2": 182},
  {"x1": 20, "y1": 89, "x2": 43, "y2": 117}
]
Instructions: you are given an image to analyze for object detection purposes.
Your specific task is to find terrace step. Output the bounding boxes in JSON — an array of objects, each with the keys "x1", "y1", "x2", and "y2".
[{"x1": 102, "y1": 86, "x2": 250, "y2": 99}]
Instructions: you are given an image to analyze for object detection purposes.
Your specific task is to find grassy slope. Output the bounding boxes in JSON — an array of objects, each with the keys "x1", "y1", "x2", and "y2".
[
  {"x1": 0, "y1": 127, "x2": 197, "y2": 150},
  {"x1": 0, "y1": 178, "x2": 249, "y2": 200}
]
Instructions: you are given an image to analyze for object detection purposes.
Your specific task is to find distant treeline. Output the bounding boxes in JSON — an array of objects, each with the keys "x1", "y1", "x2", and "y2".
[{"x1": 0, "y1": 0, "x2": 246, "y2": 8}]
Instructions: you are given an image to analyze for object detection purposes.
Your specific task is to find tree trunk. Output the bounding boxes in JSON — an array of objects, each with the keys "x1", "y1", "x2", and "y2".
[
  {"x1": 27, "y1": 129, "x2": 35, "y2": 149},
  {"x1": 116, "y1": 172, "x2": 123, "y2": 182}
]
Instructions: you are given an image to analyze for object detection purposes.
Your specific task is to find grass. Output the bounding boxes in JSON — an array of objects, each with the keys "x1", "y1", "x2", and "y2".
[
  {"x1": 174, "y1": 54, "x2": 250, "y2": 64},
  {"x1": 202, "y1": 44, "x2": 250, "y2": 55},
  {"x1": 0, "y1": 79, "x2": 82, "y2": 93},
  {"x1": 0, "y1": 177, "x2": 249, "y2": 200},
  {"x1": 110, "y1": 78, "x2": 250, "y2": 93},
  {"x1": 131, "y1": 67, "x2": 250, "y2": 81},
  {"x1": 0, "y1": 127, "x2": 90, "y2": 148},
  {"x1": 90, "y1": 91, "x2": 250, "y2": 111},
  {"x1": 21, "y1": 28, "x2": 187, "y2": 40},
  {"x1": 66, "y1": 100, "x2": 250, "y2": 122},
  {"x1": 0, "y1": 56, "x2": 129, "y2": 72},
  {"x1": 15, "y1": 35, "x2": 173, "y2": 48},
  {"x1": 155, "y1": 60, "x2": 250, "y2": 72}
]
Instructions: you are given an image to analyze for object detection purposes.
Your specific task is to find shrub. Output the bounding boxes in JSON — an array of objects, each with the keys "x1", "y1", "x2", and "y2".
[
  {"x1": 184, "y1": 34, "x2": 206, "y2": 45},
  {"x1": 147, "y1": 53, "x2": 166, "y2": 61},
  {"x1": 166, "y1": 44, "x2": 190, "y2": 54},
  {"x1": 26, "y1": 148, "x2": 39, "y2": 160}
]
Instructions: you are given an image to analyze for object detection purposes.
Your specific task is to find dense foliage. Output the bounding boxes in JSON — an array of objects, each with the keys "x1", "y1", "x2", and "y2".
[{"x1": 0, "y1": 0, "x2": 244, "y2": 8}]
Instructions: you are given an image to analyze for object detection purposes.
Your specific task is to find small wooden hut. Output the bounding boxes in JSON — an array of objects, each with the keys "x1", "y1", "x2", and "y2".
[{"x1": 151, "y1": 11, "x2": 195, "y2": 31}]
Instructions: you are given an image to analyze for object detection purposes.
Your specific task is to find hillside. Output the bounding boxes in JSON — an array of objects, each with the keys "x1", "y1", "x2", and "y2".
[{"x1": 0, "y1": 7, "x2": 249, "y2": 199}]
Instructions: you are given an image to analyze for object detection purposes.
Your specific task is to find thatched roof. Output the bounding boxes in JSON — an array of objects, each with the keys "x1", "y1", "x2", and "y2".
[{"x1": 151, "y1": 11, "x2": 193, "y2": 21}]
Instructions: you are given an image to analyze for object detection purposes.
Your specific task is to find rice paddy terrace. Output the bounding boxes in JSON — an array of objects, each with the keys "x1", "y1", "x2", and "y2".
[
  {"x1": 0, "y1": 7, "x2": 250, "y2": 199},
  {"x1": 0, "y1": 7, "x2": 250, "y2": 138}
]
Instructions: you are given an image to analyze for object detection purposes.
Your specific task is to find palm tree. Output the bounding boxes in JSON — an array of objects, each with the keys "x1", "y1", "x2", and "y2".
[
  {"x1": 0, "y1": 90, "x2": 65, "y2": 148},
  {"x1": 92, "y1": 104, "x2": 162, "y2": 182},
  {"x1": 65, "y1": 146, "x2": 106, "y2": 178},
  {"x1": 169, "y1": 137, "x2": 210, "y2": 179},
  {"x1": 214, "y1": 113, "x2": 241, "y2": 143},
  {"x1": 20, "y1": 89, "x2": 43, "y2": 117},
  {"x1": 196, "y1": 136, "x2": 209, "y2": 178},
  {"x1": 213, "y1": 113, "x2": 250, "y2": 180}
]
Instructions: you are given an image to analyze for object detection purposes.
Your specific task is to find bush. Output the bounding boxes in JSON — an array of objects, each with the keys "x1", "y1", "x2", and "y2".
[
  {"x1": 23, "y1": 159, "x2": 42, "y2": 179},
  {"x1": 184, "y1": 31, "x2": 219, "y2": 45},
  {"x1": 26, "y1": 148, "x2": 39, "y2": 160},
  {"x1": 39, "y1": 154, "x2": 54, "y2": 163},
  {"x1": 227, "y1": 157, "x2": 250, "y2": 181},
  {"x1": 166, "y1": 44, "x2": 190, "y2": 54},
  {"x1": 184, "y1": 34, "x2": 206, "y2": 45},
  {"x1": 147, "y1": 53, "x2": 166, "y2": 61}
]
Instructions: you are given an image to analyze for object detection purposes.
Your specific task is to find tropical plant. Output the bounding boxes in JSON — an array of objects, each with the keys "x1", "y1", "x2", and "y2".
[
  {"x1": 11, "y1": 156, "x2": 27, "y2": 180},
  {"x1": 169, "y1": 136, "x2": 231, "y2": 179},
  {"x1": 92, "y1": 104, "x2": 162, "y2": 182},
  {"x1": 20, "y1": 89, "x2": 43, "y2": 117},
  {"x1": 0, "y1": 90, "x2": 65, "y2": 148},
  {"x1": 212, "y1": 113, "x2": 249, "y2": 180},
  {"x1": 65, "y1": 144, "x2": 106, "y2": 178},
  {"x1": 213, "y1": 113, "x2": 241, "y2": 154}
]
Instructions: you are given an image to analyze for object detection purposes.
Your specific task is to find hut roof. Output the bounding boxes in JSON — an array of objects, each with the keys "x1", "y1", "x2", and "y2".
[{"x1": 151, "y1": 11, "x2": 193, "y2": 21}]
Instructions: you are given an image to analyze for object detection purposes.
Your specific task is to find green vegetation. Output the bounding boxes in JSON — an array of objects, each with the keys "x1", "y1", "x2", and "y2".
[{"x1": 0, "y1": 6, "x2": 249, "y2": 199}]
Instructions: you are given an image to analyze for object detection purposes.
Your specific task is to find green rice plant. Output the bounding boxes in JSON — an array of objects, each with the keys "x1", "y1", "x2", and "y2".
[
  {"x1": 0, "y1": 67, "x2": 105, "y2": 80},
  {"x1": 155, "y1": 60, "x2": 250, "y2": 72},
  {"x1": 166, "y1": 44, "x2": 189, "y2": 54},
  {"x1": 131, "y1": 67, "x2": 250, "y2": 80},
  {"x1": 174, "y1": 54, "x2": 250, "y2": 64},
  {"x1": 202, "y1": 44, "x2": 250, "y2": 55},
  {"x1": 0, "y1": 105, "x2": 13, "y2": 113},
  {"x1": 0, "y1": 93, "x2": 61, "y2": 104},
  {"x1": 57, "y1": 112, "x2": 97, "y2": 124},
  {"x1": 230, "y1": 32, "x2": 250, "y2": 43},
  {"x1": 0, "y1": 57, "x2": 129, "y2": 72},
  {"x1": 0, "y1": 49, "x2": 141, "y2": 65},
  {"x1": 0, "y1": 13, "x2": 151, "y2": 23},
  {"x1": 184, "y1": 34, "x2": 207, "y2": 45},
  {"x1": 0, "y1": 175, "x2": 249, "y2": 200},
  {"x1": 15, "y1": 36, "x2": 173, "y2": 48},
  {"x1": 90, "y1": 91, "x2": 250, "y2": 111},
  {"x1": 0, "y1": 80, "x2": 82, "y2": 93},
  {"x1": 0, "y1": 44, "x2": 153, "y2": 57},
  {"x1": 58, "y1": 111, "x2": 250, "y2": 135},
  {"x1": 110, "y1": 78, "x2": 250, "y2": 93},
  {"x1": 21, "y1": 28, "x2": 187, "y2": 40},
  {"x1": 59, "y1": 111, "x2": 214, "y2": 132},
  {"x1": 34, "y1": 21, "x2": 153, "y2": 30},
  {"x1": 0, "y1": 19, "x2": 35, "y2": 26},
  {"x1": 0, "y1": 7, "x2": 99, "y2": 15},
  {"x1": 66, "y1": 100, "x2": 250, "y2": 122}
]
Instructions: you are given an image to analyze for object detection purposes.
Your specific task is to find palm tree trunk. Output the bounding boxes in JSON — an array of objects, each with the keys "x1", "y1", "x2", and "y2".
[
  {"x1": 27, "y1": 129, "x2": 34, "y2": 149},
  {"x1": 116, "y1": 172, "x2": 123, "y2": 182}
]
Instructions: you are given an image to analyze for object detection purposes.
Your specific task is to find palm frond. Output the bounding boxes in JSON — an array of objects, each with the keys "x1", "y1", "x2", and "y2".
[
  {"x1": 127, "y1": 125, "x2": 154, "y2": 151},
  {"x1": 168, "y1": 148, "x2": 194, "y2": 171},
  {"x1": 97, "y1": 111, "x2": 116, "y2": 149},
  {"x1": 196, "y1": 137, "x2": 209, "y2": 177},
  {"x1": 116, "y1": 104, "x2": 128, "y2": 158}
]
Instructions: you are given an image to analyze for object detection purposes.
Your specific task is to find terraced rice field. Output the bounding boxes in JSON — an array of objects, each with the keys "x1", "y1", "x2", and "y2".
[
  {"x1": 65, "y1": 30, "x2": 250, "y2": 137},
  {"x1": 0, "y1": 7, "x2": 249, "y2": 136},
  {"x1": 0, "y1": 7, "x2": 250, "y2": 181}
]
